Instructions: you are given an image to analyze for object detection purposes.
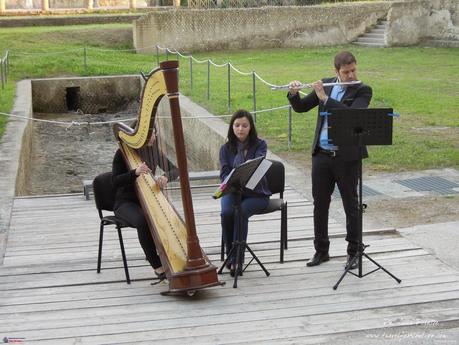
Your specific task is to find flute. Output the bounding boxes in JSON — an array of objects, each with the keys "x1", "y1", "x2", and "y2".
[{"x1": 271, "y1": 80, "x2": 362, "y2": 91}]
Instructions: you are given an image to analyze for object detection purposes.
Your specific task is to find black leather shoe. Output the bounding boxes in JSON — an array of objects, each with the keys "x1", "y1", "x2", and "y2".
[
  {"x1": 155, "y1": 271, "x2": 167, "y2": 280},
  {"x1": 345, "y1": 254, "x2": 358, "y2": 270},
  {"x1": 306, "y1": 252, "x2": 330, "y2": 267}
]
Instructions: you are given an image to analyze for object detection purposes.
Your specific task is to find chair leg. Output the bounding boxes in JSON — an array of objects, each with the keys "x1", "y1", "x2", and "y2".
[
  {"x1": 97, "y1": 223, "x2": 104, "y2": 273},
  {"x1": 280, "y1": 203, "x2": 288, "y2": 263},
  {"x1": 283, "y1": 202, "x2": 288, "y2": 249},
  {"x1": 280, "y1": 227, "x2": 284, "y2": 264},
  {"x1": 117, "y1": 226, "x2": 131, "y2": 284}
]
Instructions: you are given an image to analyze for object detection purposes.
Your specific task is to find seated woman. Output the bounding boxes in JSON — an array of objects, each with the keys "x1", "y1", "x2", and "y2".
[
  {"x1": 219, "y1": 109, "x2": 271, "y2": 276},
  {"x1": 112, "y1": 125, "x2": 178, "y2": 280}
]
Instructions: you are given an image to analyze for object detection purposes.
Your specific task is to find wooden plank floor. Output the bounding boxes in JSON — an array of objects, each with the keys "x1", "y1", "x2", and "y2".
[{"x1": 1, "y1": 185, "x2": 459, "y2": 344}]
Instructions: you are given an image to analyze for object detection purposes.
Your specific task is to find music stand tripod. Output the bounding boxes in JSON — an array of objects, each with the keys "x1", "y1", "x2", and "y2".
[
  {"x1": 324, "y1": 108, "x2": 402, "y2": 290},
  {"x1": 216, "y1": 157, "x2": 271, "y2": 288}
]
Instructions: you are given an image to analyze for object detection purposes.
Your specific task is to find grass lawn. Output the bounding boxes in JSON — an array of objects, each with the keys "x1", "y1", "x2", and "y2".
[{"x1": 0, "y1": 24, "x2": 458, "y2": 171}]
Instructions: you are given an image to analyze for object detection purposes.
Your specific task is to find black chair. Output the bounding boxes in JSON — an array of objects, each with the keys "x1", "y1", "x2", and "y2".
[
  {"x1": 220, "y1": 159, "x2": 288, "y2": 263},
  {"x1": 93, "y1": 172, "x2": 132, "y2": 284}
]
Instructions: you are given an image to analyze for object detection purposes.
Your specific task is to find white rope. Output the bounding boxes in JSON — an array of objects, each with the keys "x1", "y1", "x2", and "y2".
[
  {"x1": 9, "y1": 45, "x2": 287, "y2": 91},
  {"x1": 253, "y1": 72, "x2": 279, "y2": 88},
  {"x1": 208, "y1": 59, "x2": 228, "y2": 68},
  {"x1": 228, "y1": 62, "x2": 253, "y2": 76},
  {"x1": 252, "y1": 104, "x2": 291, "y2": 113},
  {"x1": 176, "y1": 51, "x2": 190, "y2": 59},
  {"x1": 0, "y1": 112, "x2": 136, "y2": 129},
  {"x1": 190, "y1": 56, "x2": 208, "y2": 64},
  {"x1": 0, "y1": 103, "x2": 291, "y2": 126},
  {"x1": 155, "y1": 104, "x2": 291, "y2": 119}
]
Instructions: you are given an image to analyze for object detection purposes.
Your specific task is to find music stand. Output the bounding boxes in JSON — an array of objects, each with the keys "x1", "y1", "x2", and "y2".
[
  {"x1": 325, "y1": 108, "x2": 402, "y2": 290},
  {"x1": 215, "y1": 157, "x2": 271, "y2": 288}
]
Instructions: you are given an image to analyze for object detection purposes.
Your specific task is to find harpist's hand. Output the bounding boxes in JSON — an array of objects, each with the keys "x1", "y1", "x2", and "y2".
[
  {"x1": 135, "y1": 162, "x2": 151, "y2": 176},
  {"x1": 156, "y1": 175, "x2": 168, "y2": 188}
]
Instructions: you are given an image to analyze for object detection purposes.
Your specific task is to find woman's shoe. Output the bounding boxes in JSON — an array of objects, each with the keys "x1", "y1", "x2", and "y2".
[
  {"x1": 155, "y1": 271, "x2": 166, "y2": 280},
  {"x1": 154, "y1": 268, "x2": 166, "y2": 280}
]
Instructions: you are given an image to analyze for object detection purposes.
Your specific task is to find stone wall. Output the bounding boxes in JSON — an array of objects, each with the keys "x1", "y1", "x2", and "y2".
[
  {"x1": 133, "y1": 3, "x2": 391, "y2": 52},
  {"x1": 157, "y1": 94, "x2": 226, "y2": 171},
  {"x1": 3, "y1": 0, "x2": 131, "y2": 9},
  {"x1": 31, "y1": 75, "x2": 141, "y2": 114},
  {"x1": 387, "y1": 0, "x2": 459, "y2": 45},
  {"x1": 0, "y1": 80, "x2": 32, "y2": 233}
]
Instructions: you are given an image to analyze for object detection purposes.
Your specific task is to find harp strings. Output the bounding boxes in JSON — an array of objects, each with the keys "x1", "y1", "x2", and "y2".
[{"x1": 152, "y1": 112, "x2": 172, "y2": 200}]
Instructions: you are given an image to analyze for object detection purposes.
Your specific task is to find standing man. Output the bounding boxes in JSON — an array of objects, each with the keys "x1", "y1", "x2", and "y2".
[{"x1": 287, "y1": 51, "x2": 372, "y2": 269}]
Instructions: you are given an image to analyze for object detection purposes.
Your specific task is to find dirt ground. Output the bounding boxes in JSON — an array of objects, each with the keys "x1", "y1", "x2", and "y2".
[
  {"x1": 277, "y1": 150, "x2": 459, "y2": 230},
  {"x1": 28, "y1": 106, "x2": 137, "y2": 195}
]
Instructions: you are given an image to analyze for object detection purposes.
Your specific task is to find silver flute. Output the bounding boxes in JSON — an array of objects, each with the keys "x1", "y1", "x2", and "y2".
[{"x1": 271, "y1": 80, "x2": 362, "y2": 91}]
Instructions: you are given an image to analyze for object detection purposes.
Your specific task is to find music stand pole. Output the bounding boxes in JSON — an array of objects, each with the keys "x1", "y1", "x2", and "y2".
[
  {"x1": 325, "y1": 108, "x2": 402, "y2": 290},
  {"x1": 217, "y1": 187, "x2": 270, "y2": 288},
  {"x1": 333, "y1": 134, "x2": 401, "y2": 289}
]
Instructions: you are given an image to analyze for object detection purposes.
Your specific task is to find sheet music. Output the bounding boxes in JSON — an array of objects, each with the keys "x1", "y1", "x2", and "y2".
[{"x1": 245, "y1": 159, "x2": 272, "y2": 190}]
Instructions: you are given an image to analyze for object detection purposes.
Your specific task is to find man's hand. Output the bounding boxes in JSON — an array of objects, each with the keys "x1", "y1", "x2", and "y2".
[
  {"x1": 312, "y1": 80, "x2": 328, "y2": 102},
  {"x1": 288, "y1": 80, "x2": 302, "y2": 96}
]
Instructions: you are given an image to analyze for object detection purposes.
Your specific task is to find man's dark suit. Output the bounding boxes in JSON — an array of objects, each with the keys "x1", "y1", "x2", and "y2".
[{"x1": 288, "y1": 77, "x2": 372, "y2": 256}]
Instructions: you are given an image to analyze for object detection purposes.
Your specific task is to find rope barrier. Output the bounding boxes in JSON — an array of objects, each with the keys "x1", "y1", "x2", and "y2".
[
  {"x1": 0, "y1": 103, "x2": 291, "y2": 128},
  {"x1": 8, "y1": 44, "x2": 291, "y2": 90},
  {"x1": 0, "y1": 111, "x2": 136, "y2": 129},
  {"x1": 229, "y1": 62, "x2": 253, "y2": 76},
  {"x1": 155, "y1": 44, "x2": 286, "y2": 89},
  {"x1": 208, "y1": 59, "x2": 228, "y2": 68}
]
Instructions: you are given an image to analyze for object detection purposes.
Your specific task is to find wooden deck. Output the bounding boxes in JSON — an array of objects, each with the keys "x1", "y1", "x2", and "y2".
[{"x1": 1, "y1": 184, "x2": 459, "y2": 344}]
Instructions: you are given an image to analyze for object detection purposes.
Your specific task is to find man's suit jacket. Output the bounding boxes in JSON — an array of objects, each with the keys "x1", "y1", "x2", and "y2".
[{"x1": 287, "y1": 77, "x2": 372, "y2": 162}]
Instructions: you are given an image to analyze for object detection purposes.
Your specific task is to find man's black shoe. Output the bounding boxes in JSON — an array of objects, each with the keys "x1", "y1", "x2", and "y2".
[
  {"x1": 306, "y1": 252, "x2": 330, "y2": 267},
  {"x1": 345, "y1": 254, "x2": 358, "y2": 270}
]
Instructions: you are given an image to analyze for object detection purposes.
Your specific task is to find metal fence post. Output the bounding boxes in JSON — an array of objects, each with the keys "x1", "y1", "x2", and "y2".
[
  {"x1": 189, "y1": 56, "x2": 193, "y2": 95},
  {"x1": 227, "y1": 63, "x2": 231, "y2": 113},
  {"x1": 288, "y1": 105, "x2": 292, "y2": 149},
  {"x1": 207, "y1": 60, "x2": 210, "y2": 100},
  {"x1": 252, "y1": 71, "x2": 257, "y2": 123},
  {"x1": 166, "y1": 49, "x2": 169, "y2": 61},
  {"x1": 4, "y1": 51, "x2": 8, "y2": 84},
  {"x1": 83, "y1": 47, "x2": 88, "y2": 75},
  {"x1": 1, "y1": 58, "x2": 4, "y2": 89}
]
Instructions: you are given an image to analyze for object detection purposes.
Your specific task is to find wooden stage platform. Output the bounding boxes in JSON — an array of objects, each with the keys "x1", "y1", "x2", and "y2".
[{"x1": 1, "y1": 184, "x2": 458, "y2": 344}]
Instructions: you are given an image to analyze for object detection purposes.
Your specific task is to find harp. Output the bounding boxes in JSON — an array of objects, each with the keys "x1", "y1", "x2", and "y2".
[{"x1": 113, "y1": 61, "x2": 221, "y2": 294}]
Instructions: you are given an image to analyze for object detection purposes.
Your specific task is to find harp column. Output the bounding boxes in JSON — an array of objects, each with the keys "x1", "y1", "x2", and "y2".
[{"x1": 162, "y1": 61, "x2": 208, "y2": 270}]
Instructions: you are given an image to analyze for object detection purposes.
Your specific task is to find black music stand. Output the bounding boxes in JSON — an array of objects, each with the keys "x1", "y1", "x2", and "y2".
[
  {"x1": 325, "y1": 108, "x2": 402, "y2": 290},
  {"x1": 215, "y1": 157, "x2": 271, "y2": 288}
]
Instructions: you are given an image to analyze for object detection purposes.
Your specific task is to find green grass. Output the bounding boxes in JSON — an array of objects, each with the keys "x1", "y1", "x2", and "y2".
[{"x1": 0, "y1": 24, "x2": 458, "y2": 171}]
